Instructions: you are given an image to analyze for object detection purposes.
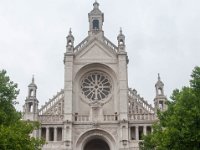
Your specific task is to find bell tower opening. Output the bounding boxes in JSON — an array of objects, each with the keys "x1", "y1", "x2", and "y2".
[
  {"x1": 84, "y1": 139, "x2": 110, "y2": 150},
  {"x1": 93, "y1": 19, "x2": 99, "y2": 30},
  {"x1": 88, "y1": 1, "x2": 104, "y2": 35}
]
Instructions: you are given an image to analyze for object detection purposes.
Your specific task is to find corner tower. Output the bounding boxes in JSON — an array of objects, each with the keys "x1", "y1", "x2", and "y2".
[
  {"x1": 23, "y1": 76, "x2": 39, "y2": 121},
  {"x1": 154, "y1": 74, "x2": 167, "y2": 111}
]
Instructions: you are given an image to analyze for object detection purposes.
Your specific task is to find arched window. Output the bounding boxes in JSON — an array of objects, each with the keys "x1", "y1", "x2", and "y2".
[
  {"x1": 119, "y1": 39, "x2": 124, "y2": 45},
  {"x1": 28, "y1": 102, "x2": 33, "y2": 112},
  {"x1": 159, "y1": 101, "x2": 164, "y2": 109},
  {"x1": 68, "y1": 40, "x2": 72, "y2": 46},
  {"x1": 93, "y1": 20, "x2": 99, "y2": 30},
  {"x1": 30, "y1": 89, "x2": 34, "y2": 96},
  {"x1": 158, "y1": 88, "x2": 163, "y2": 95}
]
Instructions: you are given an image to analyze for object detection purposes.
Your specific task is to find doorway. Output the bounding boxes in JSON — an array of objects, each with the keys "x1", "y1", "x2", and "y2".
[{"x1": 84, "y1": 139, "x2": 110, "y2": 150}]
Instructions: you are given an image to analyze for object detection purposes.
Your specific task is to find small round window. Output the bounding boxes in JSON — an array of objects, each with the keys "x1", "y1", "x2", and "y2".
[{"x1": 81, "y1": 71, "x2": 112, "y2": 101}]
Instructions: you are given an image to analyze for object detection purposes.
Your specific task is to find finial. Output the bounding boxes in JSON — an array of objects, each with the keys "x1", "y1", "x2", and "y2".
[
  {"x1": 93, "y1": 0, "x2": 99, "y2": 8},
  {"x1": 32, "y1": 75, "x2": 35, "y2": 83},
  {"x1": 69, "y1": 28, "x2": 72, "y2": 35},
  {"x1": 120, "y1": 27, "x2": 122, "y2": 34},
  {"x1": 158, "y1": 73, "x2": 161, "y2": 81}
]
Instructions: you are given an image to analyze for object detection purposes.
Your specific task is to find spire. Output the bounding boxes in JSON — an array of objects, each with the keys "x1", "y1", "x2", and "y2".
[
  {"x1": 28, "y1": 75, "x2": 37, "y2": 97},
  {"x1": 32, "y1": 75, "x2": 35, "y2": 84},
  {"x1": 155, "y1": 73, "x2": 164, "y2": 88},
  {"x1": 69, "y1": 28, "x2": 72, "y2": 35},
  {"x1": 158, "y1": 73, "x2": 161, "y2": 81},
  {"x1": 118, "y1": 27, "x2": 125, "y2": 38},
  {"x1": 29, "y1": 75, "x2": 37, "y2": 88},
  {"x1": 120, "y1": 27, "x2": 123, "y2": 34}
]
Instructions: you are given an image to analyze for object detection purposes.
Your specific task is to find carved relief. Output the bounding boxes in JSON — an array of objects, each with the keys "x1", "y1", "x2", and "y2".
[
  {"x1": 45, "y1": 102, "x2": 63, "y2": 115},
  {"x1": 39, "y1": 115, "x2": 64, "y2": 123},
  {"x1": 128, "y1": 88, "x2": 155, "y2": 115}
]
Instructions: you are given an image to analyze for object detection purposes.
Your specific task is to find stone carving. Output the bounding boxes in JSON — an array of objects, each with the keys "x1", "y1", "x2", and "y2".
[
  {"x1": 46, "y1": 102, "x2": 62, "y2": 115},
  {"x1": 39, "y1": 115, "x2": 63, "y2": 123},
  {"x1": 128, "y1": 88, "x2": 155, "y2": 114},
  {"x1": 38, "y1": 89, "x2": 64, "y2": 115}
]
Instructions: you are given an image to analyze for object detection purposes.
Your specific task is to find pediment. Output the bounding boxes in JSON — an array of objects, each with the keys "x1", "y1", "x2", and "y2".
[{"x1": 75, "y1": 40, "x2": 117, "y2": 61}]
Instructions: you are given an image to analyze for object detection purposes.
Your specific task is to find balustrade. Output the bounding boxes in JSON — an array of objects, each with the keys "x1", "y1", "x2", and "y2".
[
  {"x1": 129, "y1": 113, "x2": 156, "y2": 121},
  {"x1": 73, "y1": 114, "x2": 119, "y2": 122},
  {"x1": 103, "y1": 37, "x2": 118, "y2": 53},
  {"x1": 74, "y1": 37, "x2": 89, "y2": 53}
]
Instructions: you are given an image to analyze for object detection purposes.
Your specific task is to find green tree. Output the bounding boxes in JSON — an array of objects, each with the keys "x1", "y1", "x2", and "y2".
[
  {"x1": 140, "y1": 66, "x2": 200, "y2": 150},
  {"x1": 0, "y1": 70, "x2": 44, "y2": 150}
]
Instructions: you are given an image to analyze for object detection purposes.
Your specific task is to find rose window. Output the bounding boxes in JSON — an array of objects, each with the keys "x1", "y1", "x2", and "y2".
[{"x1": 81, "y1": 71, "x2": 112, "y2": 101}]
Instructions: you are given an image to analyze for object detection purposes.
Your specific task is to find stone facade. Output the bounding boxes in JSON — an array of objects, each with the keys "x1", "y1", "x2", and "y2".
[{"x1": 23, "y1": 2, "x2": 167, "y2": 150}]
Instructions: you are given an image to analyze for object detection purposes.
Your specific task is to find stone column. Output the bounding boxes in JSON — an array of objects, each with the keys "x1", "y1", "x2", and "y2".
[
  {"x1": 54, "y1": 127, "x2": 57, "y2": 141},
  {"x1": 143, "y1": 125, "x2": 147, "y2": 135},
  {"x1": 62, "y1": 127, "x2": 64, "y2": 141},
  {"x1": 46, "y1": 127, "x2": 49, "y2": 142},
  {"x1": 62, "y1": 126, "x2": 65, "y2": 142},
  {"x1": 38, "y1": 128, "x2": 41, "y2": 138},
  {"x1": 135, "y1": 125, "x2": 139, "y2": 140}
]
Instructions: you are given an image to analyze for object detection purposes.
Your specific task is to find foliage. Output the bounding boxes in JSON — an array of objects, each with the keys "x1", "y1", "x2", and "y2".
[
  {"x1": 0, "y1": 70, "x2": 44, "y2": 150},
  {"x1": 140, "y1": 66, "x2": 200, "y2": 150}
]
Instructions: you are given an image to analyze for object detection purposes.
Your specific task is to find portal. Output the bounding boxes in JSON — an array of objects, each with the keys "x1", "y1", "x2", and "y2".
[{"x1": 84, "y1": 139, "x2": 110, "y2": 150}]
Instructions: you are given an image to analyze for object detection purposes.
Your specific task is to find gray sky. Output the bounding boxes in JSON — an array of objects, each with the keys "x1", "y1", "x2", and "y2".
[{"x1": 0, "y1": 0, "x2": 200, "y2": 111}]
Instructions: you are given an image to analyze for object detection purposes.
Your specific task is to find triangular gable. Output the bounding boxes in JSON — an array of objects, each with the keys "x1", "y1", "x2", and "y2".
[{"x1": 75, "y1": 38, "x2": 118, "y2": 61}]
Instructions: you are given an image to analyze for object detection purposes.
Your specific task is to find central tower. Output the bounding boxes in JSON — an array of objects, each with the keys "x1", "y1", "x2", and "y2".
[
  {"x1": 63, "y1": 1, "x2": 129, "y2": 149},
  {"x1": 88, "y1": 1, "x2": 104, "y2": 35}
]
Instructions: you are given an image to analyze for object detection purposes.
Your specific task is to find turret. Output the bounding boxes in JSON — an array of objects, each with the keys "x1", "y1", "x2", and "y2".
[
  {"x1": 154, "y1": 74, "x2": 167, "y2": 111},
  {"x1": 88, "y1": 1, "x2": 104, "y2": 36},
  {"x1": 117, "y1": 28, "x2": 126, "y2": 52},
  {"x1": 66, "y1": 28, "x2": 74, "y2": 53},
  {"x1": 23, "y1": 76, "x2": 39, "y2": 121}
]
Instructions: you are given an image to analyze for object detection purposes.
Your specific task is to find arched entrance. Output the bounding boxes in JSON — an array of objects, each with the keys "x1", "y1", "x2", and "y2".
[
  {"x1": 84, "y1": 139, "x2": 110, "y2": 150},
  {"x1": 75, "y1": 129, "x2": 116, "y2": 150}
]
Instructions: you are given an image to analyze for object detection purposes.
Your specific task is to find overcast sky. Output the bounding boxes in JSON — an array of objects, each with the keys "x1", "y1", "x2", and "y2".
[{"x1": 0, "y1": 0, "x2": 200, "y2": 111}]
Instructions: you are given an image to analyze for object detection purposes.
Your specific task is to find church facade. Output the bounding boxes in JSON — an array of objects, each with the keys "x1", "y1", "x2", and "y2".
[{"x1": 23, "y1": 2, "x2": 167, "y2": 150}]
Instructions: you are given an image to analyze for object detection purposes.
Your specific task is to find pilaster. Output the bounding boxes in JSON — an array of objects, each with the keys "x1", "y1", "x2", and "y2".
[
  {"x1": 118, "y1": 53, "x2": 128, "y2": 121},
  {"x1": 64, "y1": 54, "x2": 74, "y2": 121}
]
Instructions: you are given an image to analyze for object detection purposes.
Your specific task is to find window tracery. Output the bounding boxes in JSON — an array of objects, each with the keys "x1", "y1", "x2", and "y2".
[{"x1": 81, "y1": 71, "x2": 112, "y2": 101}]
